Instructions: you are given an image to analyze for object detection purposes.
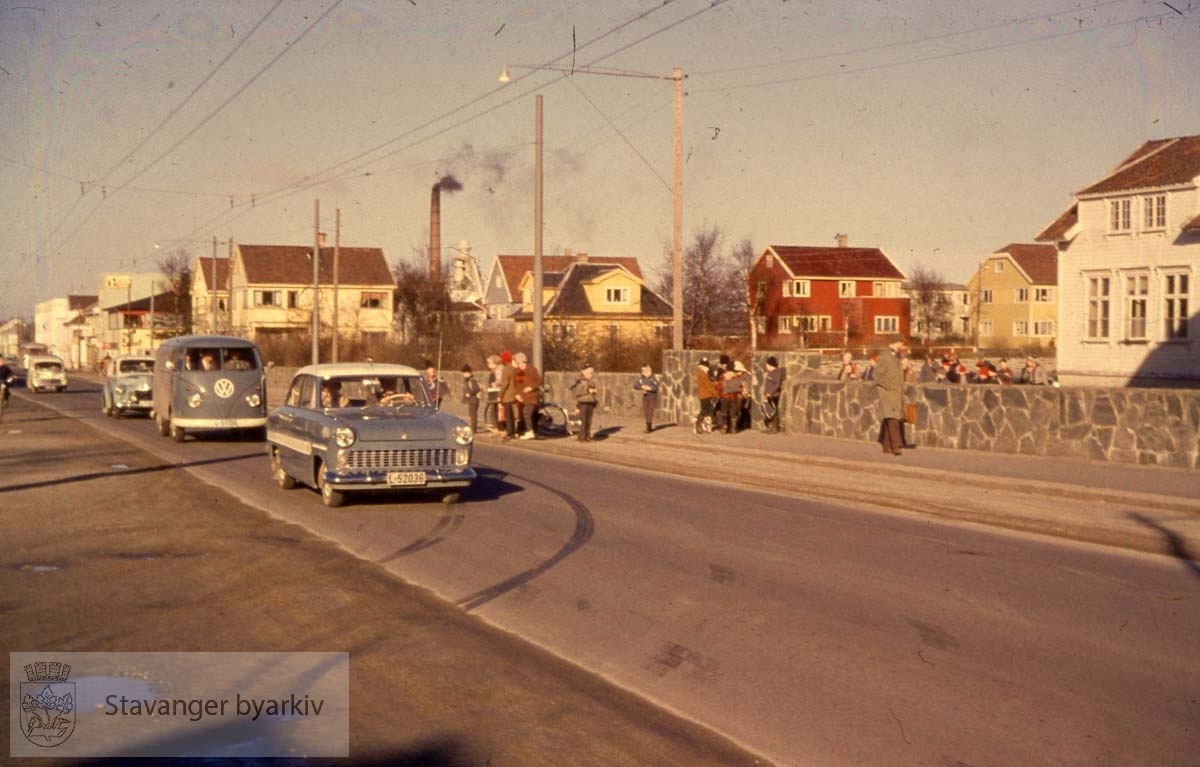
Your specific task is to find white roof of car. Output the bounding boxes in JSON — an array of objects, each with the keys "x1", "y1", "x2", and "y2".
[{"x1": 295, "y1": 362, "x2": 422, "y2": 379}]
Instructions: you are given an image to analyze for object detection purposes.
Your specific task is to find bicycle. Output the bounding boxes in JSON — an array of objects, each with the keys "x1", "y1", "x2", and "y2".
[
  {"x1": 535, "y1": 386, "x2": 581, "y2": 438},
  {"x1": 0, "y1": 377, "x2": 11, "y2": 423}
]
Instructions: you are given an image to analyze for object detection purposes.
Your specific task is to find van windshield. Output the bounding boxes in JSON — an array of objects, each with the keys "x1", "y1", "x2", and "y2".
[{"x1": 185, "y1": 348, "x2": 258, "y2": 372}]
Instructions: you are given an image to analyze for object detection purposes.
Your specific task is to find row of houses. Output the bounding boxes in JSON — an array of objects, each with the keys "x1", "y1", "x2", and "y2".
[{"x1": 17, "y1": 134, "x2": 1200, "y2": 386}]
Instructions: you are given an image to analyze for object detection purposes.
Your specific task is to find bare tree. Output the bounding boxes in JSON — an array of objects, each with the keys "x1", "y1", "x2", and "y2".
[
  {"x1": 909, "y1": 265, "x2": 954, "y2": 344},
  {"x1": 158, "y1": 248, "x2": 192, "y2": 336},
  {"x1": 392, "y1": 259, "x2": 451, "y2": 344},
  {"x1": 658, "y1": 224, "x2": 753, "y2": 345}
]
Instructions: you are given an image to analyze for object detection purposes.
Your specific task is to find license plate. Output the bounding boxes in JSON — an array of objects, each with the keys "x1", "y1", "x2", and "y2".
[
  {"x1": 386, "y1": 471, "x2": 427, "y2": 487},
  {"x1": 212, "y1": 419, "x2": 237, "y2": 428}
]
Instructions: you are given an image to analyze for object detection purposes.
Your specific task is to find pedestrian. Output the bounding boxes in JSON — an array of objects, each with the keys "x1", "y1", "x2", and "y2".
[
  {"x1": 516, "y1": 352, "x2": 542, "y2": 440},
  {"x1": 838, "y1": 351, "x2": 858, "y2": 380},
  {"x1": 570, "y1": 363, "x2": 599, "y2": 442},
  {"x1": 461, "y1": 364, "x2": 481, "y2": 433},
  {"x1": 875, "y1": 335, "x2": 908, "y2": 455},
  {"x1": 424, "y1": 360, "x2": 450, "y2": 410},
  {"x1": 1018, "y1": 356, "x2": 1048, "y2": 385},
  {"x1": 861, "y1": 353, "x2": 877, "y2": 381},
  {"x1": 497, "y1": 350, "x2": 518, "y2": 440},
  {"x1": 734, "y1": 360, "x2": 754, "y2": 432},
  {"x1": 996, "y1": 358, "x2": 1014, "y2": 385},
  {"x1": 484, "y1": 354, "x2": 502, "y2": 431},
  {"x1": 762, "y1": 355, "x2": 782, "y2": 433},
  {"x1": 718, "y1": 365, "x2": 742, "y2": 434},
  {"x1": 633, "y1": 364, "x2": 659, "y2": 433},
  {"x1": 695, "y1": 357, "x2": 719, "y2": 434}
]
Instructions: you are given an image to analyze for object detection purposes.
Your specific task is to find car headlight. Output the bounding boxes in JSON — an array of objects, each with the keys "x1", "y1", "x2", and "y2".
[
  {"x1": 333, "y1": 427, "x2": 356, "y2": 448},
  {"x1": 453, "y1": 424, "x2": 473, "y2": 446},
  {"x1": 114, "y1": 385, "x2": 126, "y2": 395},
  {"x1": 187, "y1": 392, "x2": 204, "y2": 408},
  {"x1": 245, "y1": 393, "x2": 262, "y2": 407}
]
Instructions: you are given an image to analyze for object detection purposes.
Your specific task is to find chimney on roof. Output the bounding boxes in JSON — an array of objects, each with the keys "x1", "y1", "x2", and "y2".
[
  {"x1": 835, "y1": 233, "x2": 848, "y2": 248},
  {"x1": 318, "y1": 232, "x2": 328, "y2": 247}
]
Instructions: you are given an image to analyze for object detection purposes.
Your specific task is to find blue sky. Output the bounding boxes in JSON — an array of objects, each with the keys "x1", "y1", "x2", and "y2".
[{"x1": 1, "y1": 0, "x2": 1197, "y2": 317}]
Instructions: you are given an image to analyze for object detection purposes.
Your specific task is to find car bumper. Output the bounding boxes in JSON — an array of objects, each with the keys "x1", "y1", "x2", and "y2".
[
  {"x1": 171, "y1": 416, "x2": 268, "y2": 430},
  {"x1": 320, "y1": 466, "x2": 477, "y2": 492}
]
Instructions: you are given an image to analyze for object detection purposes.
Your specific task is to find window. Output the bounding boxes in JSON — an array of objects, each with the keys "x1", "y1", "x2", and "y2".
[
  {"x1": 1110, "y1": 199, "x2": 1131, "y2": 232},
  {"x1": 551, "y1": 323, "x2": 576, "y2": 341},
  {"x1": 1164, "y1": 272, "x2": 1190, "y2": 340},
  {"x1": 1033, "y1": 320, "x2": 1055, "y2": 336},
  {"x1": 981, "y1": 289, "x2": 993, "y2": 304},
  {"x1": 778, "y1": 315, "x2": 793, "y2": 333},
  {"x1": 789, "y1": 279, "x2": 810, "y2": 297},
  {"x1": 605, "y1": 287, "x2": 630, "y2": 304},
  {"x1": 360, "y1": 291, "x2": 387, "y2": 309},
  {"x1": 287, "y1": 291, "x2": 299, "y2": 309},
  {"x1": 979, "y1": 320, "x2": 993, "y2": 336},
  {"x1": 874, "y1": 316, "x2": 899, "y2": 333},
  {"x1": 994, "y1": 261, "x2": 1005, "y2": 273},
  {"x1": 1086, "y1": 275, "x2": 1110, "y2": 339},
  {"x1": 1125, "y1": 273, "x2": 1148, "y2": 340},
  {"x1": 1034, "y1": 287, "x2": 1053, "y2": 302},
  {"x1": 1014, "y1": 288, "x2": 1029, "y2": 302},
  {"x1": 872, "y1": 282, "x2": 898, "y2": 297},
  {"x1": 1013, "y1": 321, "x2": 1028, "y2": 336},
  {"x1": 839, "y1": 281, "x2": 855, "y2": 297},
  {"x1": 254, "y1": 290, "x2": 282, "y2": 307},
  {"x1": 798, "y1": 315, "x2": 832, "y2": 332},
  {"x1": 1143, "y1": 194, "x2": 1166, "y2": 230}
]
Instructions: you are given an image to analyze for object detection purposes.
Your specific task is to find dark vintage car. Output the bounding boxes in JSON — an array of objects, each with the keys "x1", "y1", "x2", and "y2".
[
  {"x1": 266, "y1": 363, "x2": 476, "y2": 507},
  {"x1": 102, "y1": 355, "x2": 156, "y2": 418}
]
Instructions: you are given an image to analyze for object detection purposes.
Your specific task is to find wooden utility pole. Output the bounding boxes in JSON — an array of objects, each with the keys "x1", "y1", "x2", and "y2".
[
  {"x1": 533, "y1": 95, "x2": 544, "y2": 376},
  {"x1": 210, "y1": 236, "x2": 218, "y2": 333},
  {"x1": 312, "y1": 200, "x2": 320, "y2": 365},
  {"x1": 332, "y1": 208, "x2": 340, "y2": 363},
  {"x1": 672, "y1": 67, "x2": 684, "y2": 351}
]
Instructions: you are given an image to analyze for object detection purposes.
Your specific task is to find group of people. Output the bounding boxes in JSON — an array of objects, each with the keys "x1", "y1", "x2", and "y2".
[
  {"x1": 914, "y1": 352, "x2": 1050, "y2": 386},
  {"x1": 694, "y1": 354, "x2": 783, "y2": 435}
]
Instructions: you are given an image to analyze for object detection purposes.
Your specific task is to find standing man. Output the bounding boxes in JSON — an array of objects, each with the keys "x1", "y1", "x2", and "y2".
[
  {"x1": 497, "y1": 351, "x2": 518, "y2": 440},
  {"x1": 1018, "y1": 356, "x2": 1048, "y2": 385},
  {"x1": 516, "y1": 352, "x2": 542, "y2": 440},
  {"x1": 460, "y1": 364, "x2": 481, "y2": 433},
  {"x1": 695, "y1": 357, "x2": 718, "y2": 434},
  {"x1": 633, "y1": 364, "x2": 659, "y2": 433},
  {"x1": 875, "y1": 335, "x2": 908, "y2": 455},
  {"x1": 762, "y1": 355, "x2": 782, "y2": 433},
  {"x1": 484, "y1": 354, "x2": 502, "y2": 432},
  {"x1": 570, "y1": 363, "x2": 599, "y2": 442},
  {"x1": 424, "y1": 361, "x2": 450, "y2": 410}
]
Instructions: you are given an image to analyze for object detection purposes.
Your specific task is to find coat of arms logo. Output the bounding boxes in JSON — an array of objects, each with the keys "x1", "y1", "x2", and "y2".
[{"x1": 20, "y1": 661, "x2": 75, "y2": 747}]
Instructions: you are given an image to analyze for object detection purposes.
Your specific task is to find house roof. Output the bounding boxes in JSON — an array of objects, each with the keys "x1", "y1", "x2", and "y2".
[
  {"x1": 121, "y1": 291, "x2": 184, "y2": 313},
  {"x1": 1183, "y1": 212, "x2": 1200, "y2": 231},
  {"x1": 1078, "y1": 134, "x2": 1200, "y2": 196},
  {"x1": 518, "y1": 262, "x2": 672, "y2": 319},
  {"x1": 766, "y1": 246, "x2": 906, "y2": 280},
  {"x1": 495, "y1": 254, "x2": 643, "y2": 300},
  {"x1": 69, "y1": 295, "x2": 98, "y2": 311},
  {"x1": 1035, "y1": 203, "x2": 1078, "y2": 242},
  {"x1": 992, "y1": 243, "x2": 1058, "y2": 285},
  {"x1": 237, "y1": 245, "x2": 393, "y2": 286},
  {"x1": 196, "y1": 257, "x2": 232, "y2": 291}
]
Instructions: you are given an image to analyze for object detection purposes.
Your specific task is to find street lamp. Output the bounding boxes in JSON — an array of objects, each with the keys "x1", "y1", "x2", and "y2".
[{"x1": 500, "y1": 63, "x2": 686, "y2": 351}]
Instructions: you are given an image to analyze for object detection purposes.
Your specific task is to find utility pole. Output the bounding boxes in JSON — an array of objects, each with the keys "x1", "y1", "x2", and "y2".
[
  {"x1": 210, "y1": 236, "x2": 218, "y2": 333},
  {"x1": 227, "y1": 236, "x2": 233, "y2": 333},
  {"x1": 312, "y1": 199, "x2": 320, "y2": 365},
  {"x1": 672, "y1": 66, "x2": 684, "y2": 351},
  {"x1": 332, "y1": 208, "x2": 340, "y2": 363},
  {"x1": 533, "y1": 95, "x2": 544, "y2": 376}
]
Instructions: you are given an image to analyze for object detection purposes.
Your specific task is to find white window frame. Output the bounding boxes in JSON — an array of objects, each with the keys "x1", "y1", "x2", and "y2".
[
  {"x1": 1142, "y1": 194, "x2": 1166, "y2": 231},
  {"x1": 791, "y1": 279, "x2": 811, "y2": 297},
  {"x1": 604, "y1": 286, "x2": 630, "y2": 304},
  {"x1": 1085, "y1": 274, "x2": 1111, "y2": 340},
  {"x1": 839, "y1": 280, "x2": 855, "y2": 297},
  {"x1": 979, "y1": 320, "x2": 993, "y2": 337},
  {"x1": 874, "y1": 315, "x2": 899, "y2": 334},
  {"x1": 1163, "y1": 270, "x2": 1190, "y2": 340},
  {"x1": 1014, "y1": 287, "x2": 1029, "y2": 302},
  {"x1": 1034, "y1": 287, "x2": 1053, "y2": 302},
  {"x1": 777, "y1": 315, "x2": 793, "y2": 333},
  {"x1": 994, "y1": 261, "x2": 1006, "y2": 273},
  {"x1": 1033, "y1": 320, "x2": 1055, "y2": 337},
  {"x1": 981, "y1": 289, "x2": 993, "y2": 304},
  {"x1": 254, "y1": 290, "x2": 283, "y2": 307},
  {"x1": 1110, "y1": 198, "x2": 1132, "y2": 233},
  {"x1": 1013, "y1": 320, "x2": 1029, "y2": 336},
  {"x1": 1124, "y1": 271, "x2": 1149, "y2": 341}
]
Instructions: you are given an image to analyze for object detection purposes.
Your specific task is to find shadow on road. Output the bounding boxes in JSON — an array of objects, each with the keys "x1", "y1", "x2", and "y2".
[
  {"x1": 0, "y1": 452, "x2": 265, "y2": 495},
  {"x1": 1128, "y1": 511, "x2": 1200, "y2": 580}
]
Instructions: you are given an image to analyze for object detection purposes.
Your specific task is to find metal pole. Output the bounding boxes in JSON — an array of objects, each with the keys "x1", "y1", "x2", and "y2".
[
  {"x1": 211, "y1": 236, "x2": 218, "y2": 333},
  {"x1": 332, "y1": 208, "x2": 340, "y2": 363},
  {"x1": 533, "y1": 94, "x2": 544, "y2": 375},
  {"x1": 312, "y1": 199, "x2": 320, "y2": 365},
  {"x1": 672, "y1": 67, "x2": 684, "y2": 351}
]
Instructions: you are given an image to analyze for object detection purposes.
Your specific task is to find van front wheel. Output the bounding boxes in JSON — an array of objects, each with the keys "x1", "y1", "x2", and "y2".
[
  {"x1": 157, "y1": 414, "x2": 170, "y2": 437},
  {"x1": 171, "y1": 421, "x2": 186, "y2": 443}
]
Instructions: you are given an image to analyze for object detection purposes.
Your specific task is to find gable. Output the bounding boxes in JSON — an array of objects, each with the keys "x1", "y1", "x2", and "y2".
[
  {"x1": 994, "y1": 243, "x2": 1058, "y2": 285},
  {"x1": 496, "y1": 254, "x2": 644, "y2": 301}
]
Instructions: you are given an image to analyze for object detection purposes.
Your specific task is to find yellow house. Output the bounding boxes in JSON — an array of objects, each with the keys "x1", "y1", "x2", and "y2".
[
  {"x1": 511, "y1": 257, "x2": 672, "y2": 345},
  {"x1": 967, "y1": 243, "x2": 1058, "y2": 348}
]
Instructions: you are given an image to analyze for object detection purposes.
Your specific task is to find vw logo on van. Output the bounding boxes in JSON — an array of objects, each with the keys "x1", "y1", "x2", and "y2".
[{"x1": 213, "y1": 378, "x2": 236, "y2": 399}]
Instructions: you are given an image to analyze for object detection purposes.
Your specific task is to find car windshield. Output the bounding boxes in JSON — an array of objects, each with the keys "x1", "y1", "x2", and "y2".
[
  {"x1": 119, "y1": 360, "x2": 152, "y2": 374},
  {"x1": 320, "y1": 375, "x2": 432, "y2": 409},
  {"x1": 35, "y1": 362, "x2": 63, "y2": 372}
]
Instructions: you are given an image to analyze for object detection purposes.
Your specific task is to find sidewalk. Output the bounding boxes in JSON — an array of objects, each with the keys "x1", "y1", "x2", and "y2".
[{"x1": 491, "y1": 410, "x2": 1200, "y2": 563}]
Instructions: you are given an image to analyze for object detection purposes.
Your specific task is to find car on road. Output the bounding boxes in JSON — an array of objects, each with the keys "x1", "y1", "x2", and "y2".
[
  {"x1": 25, "y1": 354, "x2": 68, "y2": 393},
  {"x1": 266, "y1": 363, "x2": 476, "y2": 507},
  {"x1": 102, "y1": 355, "x2": 156, "y2": 418},
  {"x1": 152, "y1": 335, "x2": 267, "y2": 442}
]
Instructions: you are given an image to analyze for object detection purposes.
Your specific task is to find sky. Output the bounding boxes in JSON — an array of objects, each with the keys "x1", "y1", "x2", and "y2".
[{"x1": 1, "y1": 0, "x2": 1197, "y2": 318}]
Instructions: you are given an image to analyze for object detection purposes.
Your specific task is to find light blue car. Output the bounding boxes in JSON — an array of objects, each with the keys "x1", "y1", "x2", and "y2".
[{"x1": 267, "y1": 363, "x2": 476, "y2": 507}]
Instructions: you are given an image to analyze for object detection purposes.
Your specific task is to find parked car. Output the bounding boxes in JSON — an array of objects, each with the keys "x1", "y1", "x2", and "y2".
[
  {"x1": 25, "y1": 355, "x2": 68, "y2": 393},
  {"x1": 266, "y1": 363, "x2": 476, "y2": 507},
  {"x1": 102, "y1": 355, "x2": 156, "y2": 418}
]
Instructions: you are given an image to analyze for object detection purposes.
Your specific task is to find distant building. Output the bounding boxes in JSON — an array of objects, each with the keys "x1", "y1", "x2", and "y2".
[
  {"x1": 965, "y1": 243, "x2": 1058, "y2": 349},
  {"x1": 1036, "y1": 134, "x2": 1200, "y2": 385},
  {"x1": 483, "y1": 250, "x2": 646, "y2": 323},
  {"x1": 748, "y1": 237, "x2": 910, "y2": 348},
  {"x1": 194, "y1": 256, "x2": 232, "y2": 334},
  {"x1": 34, "y1": 294, "x2": 97, "y2": 369},
  {"x1": 903, "y1": 281, "x2": 970, "y2": 343}
]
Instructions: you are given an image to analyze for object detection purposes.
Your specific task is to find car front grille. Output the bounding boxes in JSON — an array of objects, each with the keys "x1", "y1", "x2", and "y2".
[{"x1": 343, "y1": 448, "x2": 461, "y2": 470}]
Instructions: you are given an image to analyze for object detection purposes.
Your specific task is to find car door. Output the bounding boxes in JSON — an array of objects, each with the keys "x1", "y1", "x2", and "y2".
[{"x1": 273, "y1": 375, "x2": 317, "y2": 480}]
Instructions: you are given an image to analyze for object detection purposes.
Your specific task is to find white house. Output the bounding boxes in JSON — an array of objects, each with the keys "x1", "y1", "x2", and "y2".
[
  {"x1": 1036, "y1": 134, "x2": 1200, "y2": 386},
  {"x1": 34, "y1": 294, "x2": 97, "y2": 369}
]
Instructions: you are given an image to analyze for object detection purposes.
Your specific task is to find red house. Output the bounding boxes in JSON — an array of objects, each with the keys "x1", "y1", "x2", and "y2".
[{"x1": 749, "y1": 238, "x2": 911, "y2": 348}]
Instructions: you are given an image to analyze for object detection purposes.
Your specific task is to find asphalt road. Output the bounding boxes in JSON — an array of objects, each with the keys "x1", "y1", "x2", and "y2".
[{"x1": 5, "y1": 381, "x2": 1199, "y2": 766}]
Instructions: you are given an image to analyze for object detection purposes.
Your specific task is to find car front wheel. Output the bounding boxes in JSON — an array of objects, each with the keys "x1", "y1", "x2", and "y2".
[
  {"x1": 317, "y1": 461, "x2": 345, "y2": 507},
  {"x1": 270, "y1": 447, "x2": 297, "y2": 490},
  {"x1": 170, "y1": 421, "x2": 186, "y2": 443}
]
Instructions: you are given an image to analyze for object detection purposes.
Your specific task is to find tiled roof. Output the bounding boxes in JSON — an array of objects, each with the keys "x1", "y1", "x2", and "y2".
[
  {"x1": 1035, "y1": 203, "x2": 1078, "y2": 242},
  {"x1": 196, "y1": 257, "x2": 232, "y2": 291},
  {"x1": 237, "y1": 244, "x2": 393, "y2": 286},
  {"x1": 768, "y1": 246, "x2": 905, "y2": 280},
  {"x1": 993, "y1": 243, "x2": 1058, "y2": 285},
  {"x1": 123, "y1": 291, "x2": 184, "y2": 313},
  {"x1": 496, "y1": 254, "x2": 643, "y2": 300},
  {"x1": 1078, "y1": 134, "x2": 1200, "y2": 196}
]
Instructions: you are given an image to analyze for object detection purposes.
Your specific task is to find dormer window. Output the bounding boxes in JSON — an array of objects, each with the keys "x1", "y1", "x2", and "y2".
[
  {"x1": 1110, "y1": 199, "x2": 1132, "y2": 232},
  {"x1": 605, "y1": 287, "x2": 629, "y2": 304},
  {"x1": 1143, "y1": 194, "x2": 1166, "y2": 230}
]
